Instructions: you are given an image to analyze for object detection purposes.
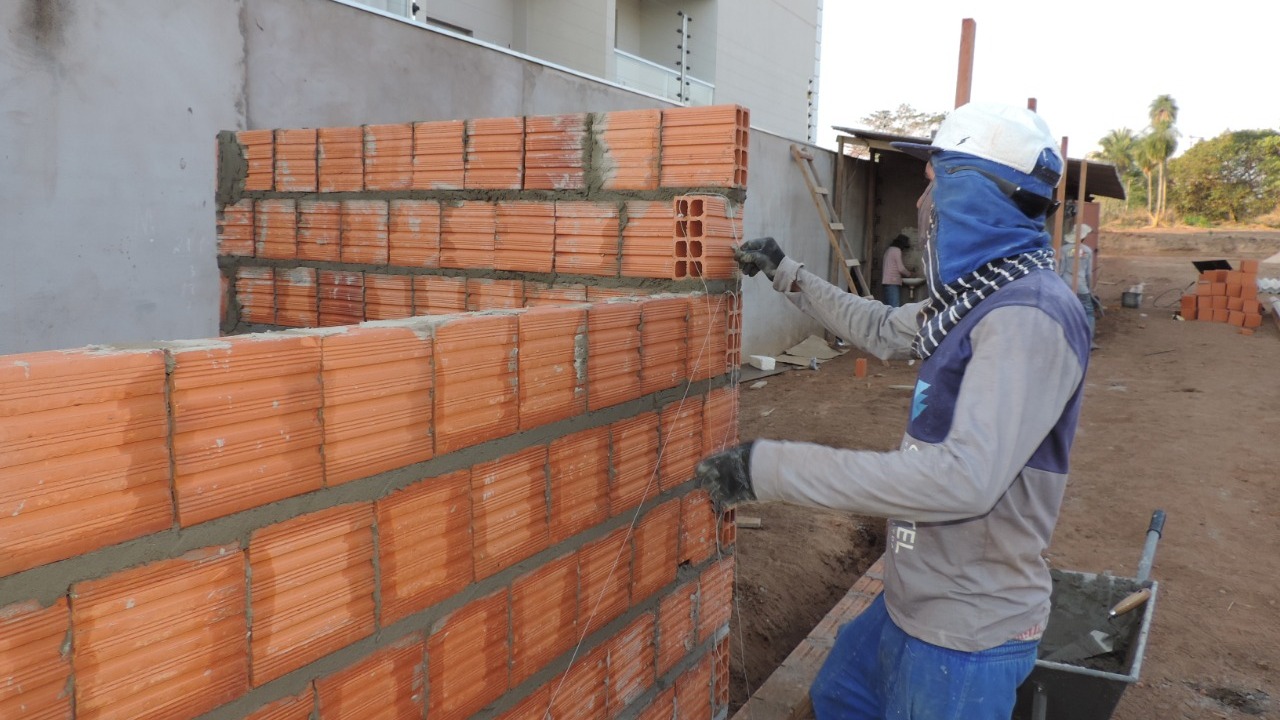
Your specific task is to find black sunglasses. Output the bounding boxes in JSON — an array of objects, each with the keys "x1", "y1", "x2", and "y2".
[{"x1": 946, "y1": 165, "x2": 1061, "y2": 218}]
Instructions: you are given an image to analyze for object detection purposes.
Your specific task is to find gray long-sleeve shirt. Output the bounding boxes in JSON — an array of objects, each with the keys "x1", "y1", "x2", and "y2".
[{"x1": 750, "y1": 257, "x2": 1089, "y2": 651}]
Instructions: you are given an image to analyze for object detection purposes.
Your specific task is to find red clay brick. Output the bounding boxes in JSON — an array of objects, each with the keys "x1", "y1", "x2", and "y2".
[
  {"x1": 364, "y1": 123, "x2": 414, "y2": 190},
  {"x1": 433, "y1": 314, "x2": 519, "y2": 453},
  {"x1": 322, "y1": 326, "x2": 432, "y2": 486},
  {"x1": 1244, "y1": 312, "x2": 1262, "y2": 328},
  {"x1": 680, "y1": 490, "x2": 716, "y2": 566},
  {"x1": 1240, "y1": 259, "x2": 1260, "y2": 273},
  {"x1": 377, "y1": 469, "x2": 473, "y2": 626},
  {"x1": 497, "y1": 201, "x2": 556, "y2": 273},
  {"x1": 525, "y1": 282, "x2": 588, "y2": 307},
  {"x1": 316, "y1": 634, "x2": 425, "y2": 719},
  {"x1": 641, "y1": 297, "x2": 689, "y2": 395},
  {"x1": 0, "y1": 599, "x2": 72, "y2": 719},
  {"x1": 606, "y1": 612, "x2": 656, "y2": 713},
  {"x1": 713, "y1": 634, "x2": 730, "y2": 713},
  {"x1": 318, "y1": 126, "x2": 364, "y2": 192},
  {"x1": 1228, "y1": 310, "x2": 1246, "y2": 326},
  {"x1": 1212, "y1": 308, "x2": 1229, "y2": 323},
  {"x1": 674, "y1": 196, "x2": 741, "y2": 280},
  {"x1": 661, "y1": 105, "x2": 750, "y2": 189},
  {"x1": 656, "y1": 582, "x2": 697, "y2": 676},
  {"x1": 702, "y1": 386, "x2": 739, "y2": 456},
  {"x1": 389, "y1": 199, "x2": 442, "y2": 268},
  {"x1": 236, "y1": 266, "x2": 276, "y2": 325},
  {"x1": 319, "y1": 270, "x2": 365, "y2": 326},
  {"x1": 659, "y1": 396, "x2": 704, "y2": 491},
  {"x1": 595, "y1": 109, "x2": 661, "y2": 191},
  {"x1": 240, "y1": 129, "x2": 275, "y2": 191},
  {"x1": 578, "y1": 527, "x2": 632, "y2": 636},
  {"x1": 412, "y1": 120, "x2": 465, "y2": 190},
  {"x1": 632, "y1": 500, "x2": 680, "y2": 602},
  {"x1": 428, "y1": 590, "x2": 510, "y2": 720},
  {"x1": 698, "y1": 557, "x2": 734, "y2": 643},
  {"x1": 674, "y1": 653, "x2": 713, "y2": 719},
  {"x1": 248, "y1": 504, "x2": 376, "y2": 686},
  {"x1": 1228, "y1": 296, "x2": 1245, "y2": 312},
  {"x1": 465, "y1": 117, "x2": 524, "y2": 189},
  {"x1": 610, "y1": 412, "x2": 660, "y2": 514},
  {"x1": 688, "y1": 294, "x2": 730, "y2": 381},
  {"x1": 636, "y1": 687, "x2": 677, "y2": 720},
  {"x1": 520, "y1": 306, "x2": 588, "y2": 430},
  {"x1": 218, "y1": 198, "x2": 255, "y2": 256},
  {"x1": 341, "y1": 199, "x2": 390, "y2": 265},
  {"x1": 298, "y1": 199, "x2": 342, "y2": 262},
  {"x1": 555, "y1": 201, "x2": 621, "y2": 277},
  {"x1": 587, "y1": 302, "x2": 642, "y2": 411},
  {"x1": 72, "y1": 545, "x2": 247, "y2": 719},
  {"x1": 510, "y1": 553, "x2": 579, "y2": 685},
  {"x1": 275, "y1": 266, "x2": 318, "y2": 328},
  {"x1": 621, "y1": 201, "x2": 676, "y2": 279},
  {"x1": 471, "y1": 446, "x2": 550, "y2": 579},
  {"x1": 0, "y1": 348, "x2": 171, "y2": 577},
  {"x1": 275, "y1": 128, "x2": 317, "y2": 192},
  {"x1": 719, "y1": 507, "x2": 737, "y2": 550},
  {"x1": 441, "y1": 201, "x2": 497, "y2": 269},
  {"x1": 169, "y1": 334, "x2": 323, "y2": 525},
  {"x1": 498, "y1": 646, "x2": 607, "y2": 720},
  {"x1": 524, "y1": 113, "x2": 588, "y2": 190},
  {"x1": 413, "y1": 275, "x2": 467, "y2": 315},
  {"x1": 548, "y1": 427, "x2": 610, "y2": 543},
  {"x1": 364, "y1": 273, "x2": 414, "y2": 321},
  {"x1": 255, "y1": 199, "x2": 298, "y2": 260},
  {"x1": 244, "y1": 689, "x2": 315, "y2": 720},
  {"x1": 466, "y1": 278, "x2": 524, "y2": 311}
]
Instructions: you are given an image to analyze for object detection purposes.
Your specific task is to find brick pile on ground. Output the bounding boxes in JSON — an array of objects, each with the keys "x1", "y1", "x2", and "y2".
[{"x1": 1179, "y1": 259, "x2": 1265, "y2": 334}]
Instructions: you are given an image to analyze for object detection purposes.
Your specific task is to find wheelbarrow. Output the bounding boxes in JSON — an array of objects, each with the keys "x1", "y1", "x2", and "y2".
[{"x1": 1012, "y1": 510, "x2": 1166, "y2": 720}]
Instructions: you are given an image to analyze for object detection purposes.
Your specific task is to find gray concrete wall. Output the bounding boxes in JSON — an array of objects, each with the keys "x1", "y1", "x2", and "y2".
[{"x1": 0, "y1": 0, "x2": 839, "y2": 357}]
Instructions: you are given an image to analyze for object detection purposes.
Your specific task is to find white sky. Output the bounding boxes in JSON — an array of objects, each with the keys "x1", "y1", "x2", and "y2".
[{"x1": 814, "y1": 1, "x2": 1280, "y2": 158}]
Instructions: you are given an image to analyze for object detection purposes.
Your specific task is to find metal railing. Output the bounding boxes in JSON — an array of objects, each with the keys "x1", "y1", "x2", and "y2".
[{"x1": 613, "y1": 49, "x2": 714, "y2": 106}]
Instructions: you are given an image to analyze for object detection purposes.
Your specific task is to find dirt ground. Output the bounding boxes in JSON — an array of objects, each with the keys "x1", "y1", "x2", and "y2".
[{"x1": 728, "y1": 230, "x2": 1280, "y2": 718}]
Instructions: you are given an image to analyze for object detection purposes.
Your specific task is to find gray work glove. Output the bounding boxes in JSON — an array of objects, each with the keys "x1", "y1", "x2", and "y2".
[
  {"x1": 734, "y1": 237, "x2": 786, "y2": 280},
  {"x1": 694, "y1": 441, "x2": 757, "y2": 508}
]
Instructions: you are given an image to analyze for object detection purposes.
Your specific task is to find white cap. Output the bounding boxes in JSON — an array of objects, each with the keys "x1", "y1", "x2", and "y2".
[{"x1": 891, "y1": 102, "x2": 1063, "y2": 185}]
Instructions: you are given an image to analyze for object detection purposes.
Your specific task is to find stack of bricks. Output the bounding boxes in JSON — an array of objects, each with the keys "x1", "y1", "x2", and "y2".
[
  {"x1": 215, "y1": 105, "x2": 750, "y2": 333},
  {"x1": 0, "y1": 105, "x2": 749, "y2": 720},
  {"x1": 1179, "y1": 259, "x2": 1265, "y2": 334}
]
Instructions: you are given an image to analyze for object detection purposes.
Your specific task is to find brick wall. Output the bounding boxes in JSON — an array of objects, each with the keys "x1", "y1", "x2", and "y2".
[
  {"x1": 0, "y1": 106, "x2": 748, "y2": 719},
  {"x1": 1179, "y1": 260, "x2": 1266, "y2": 333}
]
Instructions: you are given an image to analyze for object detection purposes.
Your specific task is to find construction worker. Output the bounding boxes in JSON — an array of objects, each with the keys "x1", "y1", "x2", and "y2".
[{"x1": 695, "y1": 102, "x2": 1091, "y2": 719}]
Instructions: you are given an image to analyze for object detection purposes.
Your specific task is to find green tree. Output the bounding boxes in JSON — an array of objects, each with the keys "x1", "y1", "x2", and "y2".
[
  {"x1": 1168, "y1": 130, "x2": 1280, "y2": 223},
  {"x1": 1097, "y1": 128, "x2": 1139, "y2": 204},
  {"x1": 1147, "y1": 95, "x2": 1180, "y2": 223},
  {"x1": 1135, "y1": 135, "x2": 1163, "y2": 224},
  {"x1": 860, "y1": 104, "x2": 946, "y2": 137}
]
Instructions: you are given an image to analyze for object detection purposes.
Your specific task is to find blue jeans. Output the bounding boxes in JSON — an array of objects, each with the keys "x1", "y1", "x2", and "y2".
[
  {"x1": 1077, "y1": 292, "x2": 1096, "y2": 344},
  {"x1": 810, "y1": 595, "x2": 1038, "y2": 720},
  {"x1": 883, "y1": 285, "x2": 902, "y2": 308}
]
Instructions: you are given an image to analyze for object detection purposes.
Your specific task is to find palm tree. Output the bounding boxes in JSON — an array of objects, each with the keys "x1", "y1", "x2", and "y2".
[
  {"x1": 1135, "y1": 136, "x2": 1163, "y2": 225},
  {"x1": 1098, "y1": 128, "x2": 1138, "y2": 205},
  {"x1": 1147, "y1": 95, "x2": 1180, "y2": 220}
]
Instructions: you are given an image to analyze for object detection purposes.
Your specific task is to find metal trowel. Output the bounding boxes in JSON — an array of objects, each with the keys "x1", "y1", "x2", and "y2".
[{"x1": 1044, "y1": 588, "x2": 1152, "y2": 663}]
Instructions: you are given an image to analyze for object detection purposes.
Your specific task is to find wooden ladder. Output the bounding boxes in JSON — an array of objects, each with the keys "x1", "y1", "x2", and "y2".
[{"x1": 790, "y1": 144, "x2": 871, "y2": 297}]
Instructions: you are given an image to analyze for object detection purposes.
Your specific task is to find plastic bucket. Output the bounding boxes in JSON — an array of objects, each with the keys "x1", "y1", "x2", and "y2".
[{"x1": 1121, "y1": 292, "x2": 1141, "y2": 308}]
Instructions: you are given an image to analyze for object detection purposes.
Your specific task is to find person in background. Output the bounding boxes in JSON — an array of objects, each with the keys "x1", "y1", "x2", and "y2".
[
  {"x1": 1058, "y1": 211, "x2": 1098, "y2": 347},
  {"x1": 880, "y1": 234, "x2": 914, "y2": 307}
]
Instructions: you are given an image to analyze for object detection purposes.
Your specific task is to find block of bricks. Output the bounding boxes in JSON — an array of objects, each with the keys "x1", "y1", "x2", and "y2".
[
  {"x1": 1242, "y1": 277, "x2": 1258, "y2": 300},
  {"x1": 496, "y1": 201, "x2": 555, "y2": 273},
  {"x1": 500, "y1": 643, "x2": 606, "y2": 719},
  {"x1": 72, "y1": 545, "x2": 248, "y2": 718},
  {"x1": 465, "y1": 116, "x2": 524, "y2": 190},
  {"x1": 675, "y1": 653, "x2": 713, "y2": 718},
  {"x1": 548, "y1": 427, "x2": 609, "y2": 542},
  {"x1": 1244, "y1": 299, "x2": 1262, "y2": 315},
  {"x1": 1212, "y1": 308, "x2": 1229, "y2": 323},
  {"x1": 321, "y1": 325, "x2": 432, "y2": 486},
  {"x1": 1228, "y1": 296, "x2": 1244, "y2": 312},
  {"x1": 255, "y1": 199, "x2": 298, "y2": 260},
  {"x1": 637, "y1": 688, "x2": 678, "y2": 720},
  {"x1": 713, "y1": 633, "x2": 731, "y2": 714},
  {"x1": 1244, "y1": 313, "x2": 1262, "y2": 328},
  {"x1": 1240, "y1": 258, "x2": 1260, "y2": 273},
  {"x1": 509, "y1": 553, "x2": 578, "y2": 684},
  {"x1": 297, "y1": 199, "x2": 342, "y2": 262},
  {"x1": 315, "y1": 635, "x2": 424, "y2": 718},
  {"x1": 0, "y1": 598, "x2": 72, "y2": 719},
  {"x1": 1194, "y1": 280, "x2": 1212, "y2": 296},
  {"x1": 660, "y1": 104, "x2": 749, "y2": 189},
  {"x1": 610, "y1": 412, "x2": 660, "y2": 514},
  {"x1": 389, "y1": 199, "x2": 442, "y2": 268},
  {"x1": 607, "y1": 613, "x2": 658, "y2": 713},
  {"x1": 318, "y1": 126, "x2": 364, "y2": 192},
  {"x1": 471, "y1": 446, "x2": 550, "y2": 579},
  {"x1": 239, "y1": 129, "x2": 275, "y2": 191},
  {"x1": 519, "y1": 306, "x2": 588, "y2": 430},
  {"x1": 659, "y1": 396, "x2": 704, "y2": 491},
  {"x1": 0, "y1": 347, "x2": 173, "y2": 575},
  {"x1": 1228, "y1": 310, "x2": 1246, "y2": 327},
  {"x1": 727, "y1": 292, "x2": 742, "y2": 369},
  {"x1": 318, "y1": 270, "x2": 365, "y2": 326},
  {"x1": 1196, "y1": 295, "x2": 1213, "y2": 319},
  {"x1": 622, "y1": 200, "x2": 678, "y2": 279},
  {"x1": 1212, "y1": 295, "x2": 1228, "y2": 310},
  {"x1": 274, "y1": 266, "x2": 318, "y2": 328},
  {"x1": 578, "y1": 526, "x2": 632, "y2": 635},
  {"x1": 656, "y1": 582, "x2": 697, "y2": 676},
  {"x1": 376, "y1": 469, "x2": 473, "y2": 625},
  {"x1": 555, "y1": 201, "x2": 621, "y2": 277},
  {"x1": 631, "y1": 500, "x2": 680, "y2": 603},
  {"x1": 248, "y1": 504, "x2": 376, "y2": 685},
  {"x1": 1179, "y1": 294, "x2": 1196, "y2": 317},
  {"x1": 412, "y1": 120, "x2": 465, "y2": 190},
  {"x1": 236, "y1": 266, "x2": 276, "y2": 325},
  {"x1": 412, "y1": 275, "x2": 467, "y2": 315},
  {"x1": 364, "y1": 273, "x2": 413, "y2": 320},
  {"x1": 594, "y1": 109, "x2": 661, "y2": 191},
  {"x1": 274, "y1": 128, "x2": 317, "y2": 192},
  {"x1": 1226, "y1": 270, "x2": 1243, "y2": 285},
  {"x1": 675, "y1": 195, "x2": 741, "y2": 279},
  {"x1": 523, "y1": 113, "x2": 587, "y2": 190},
  {"x1": 680, "y1": 490, "x2": 716, "y2": 566},
  {"x1": 466, "y1": 278, "x2": 524, "y2": 311},
  {"x1": 427, "y1": 590, "x2": 510, "y2": 720},
  {"x1": 363, "y1": 123, "x2": 413, "y2": 190},
  {"x1": 218, "y1": 199, "x2": 255, "y2": 256},
  {"x1": 640, "y1": 296, "x2": 689, "y2": 395},
  {"x1": 1227, "y1": 282, "x2": 1243, "y2": 298},
  {"x1": 433, "y1": 314, "x2": 519, "y2": 453},
  {"x1": 697, "y1": 556, "x2": 734, "y2": 642},
  {"x1": 587, "y1": 301, "x2": 642, "y2": 411},
  {"x1": 441, "y1": 201, "x2": 497, "y2": 269},
  {"x1": 703, "y1": 385, "x2": 740, "y2": 455},
  {"x1": 524, "y1": 282, "x2": 587, "y2": 307},
  {"x1": 1212, "y1": 282, "x2": 1227, "y2": 296},
  {"x1": 340, "y1": 199, "x2": 389, "y2": 265},
  {"x1": 168, "y1": 334, "x2": 323, "y2": 525},
  {"x1": 688, "y1": 294, "x2": 730, "y2": 381}
]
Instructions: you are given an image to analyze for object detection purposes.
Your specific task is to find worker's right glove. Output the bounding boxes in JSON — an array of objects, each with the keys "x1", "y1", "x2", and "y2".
[
  {"x1": 734, "y1": 237, "x2": 786, "y2": 280},
  {"x1": 694, "y1": 441, "x2": 757, "y2": 508}
]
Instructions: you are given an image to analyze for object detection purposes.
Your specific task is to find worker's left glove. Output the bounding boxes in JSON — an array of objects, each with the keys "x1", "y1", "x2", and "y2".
[
  {"x1": 694, "y1": 441, "x2": 757, "y2": 507},
  {"x1": 734, "y1": 237, "x2": 786, "y2": 280}
]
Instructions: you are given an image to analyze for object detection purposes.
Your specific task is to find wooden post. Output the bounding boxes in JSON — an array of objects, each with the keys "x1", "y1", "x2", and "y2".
[
  {"x1": 955, "y1": 19, "x2": 976, "y2": 108},
  {"x1": 1072, "y1": 160, "x2": 1090, "y2": 294},
  {"x1": 1051, "y1": 137, "x2": 1069, "y2": 256},
  {"x1": 863, "y1": 151, "x2": 878, "y2": 296}
]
